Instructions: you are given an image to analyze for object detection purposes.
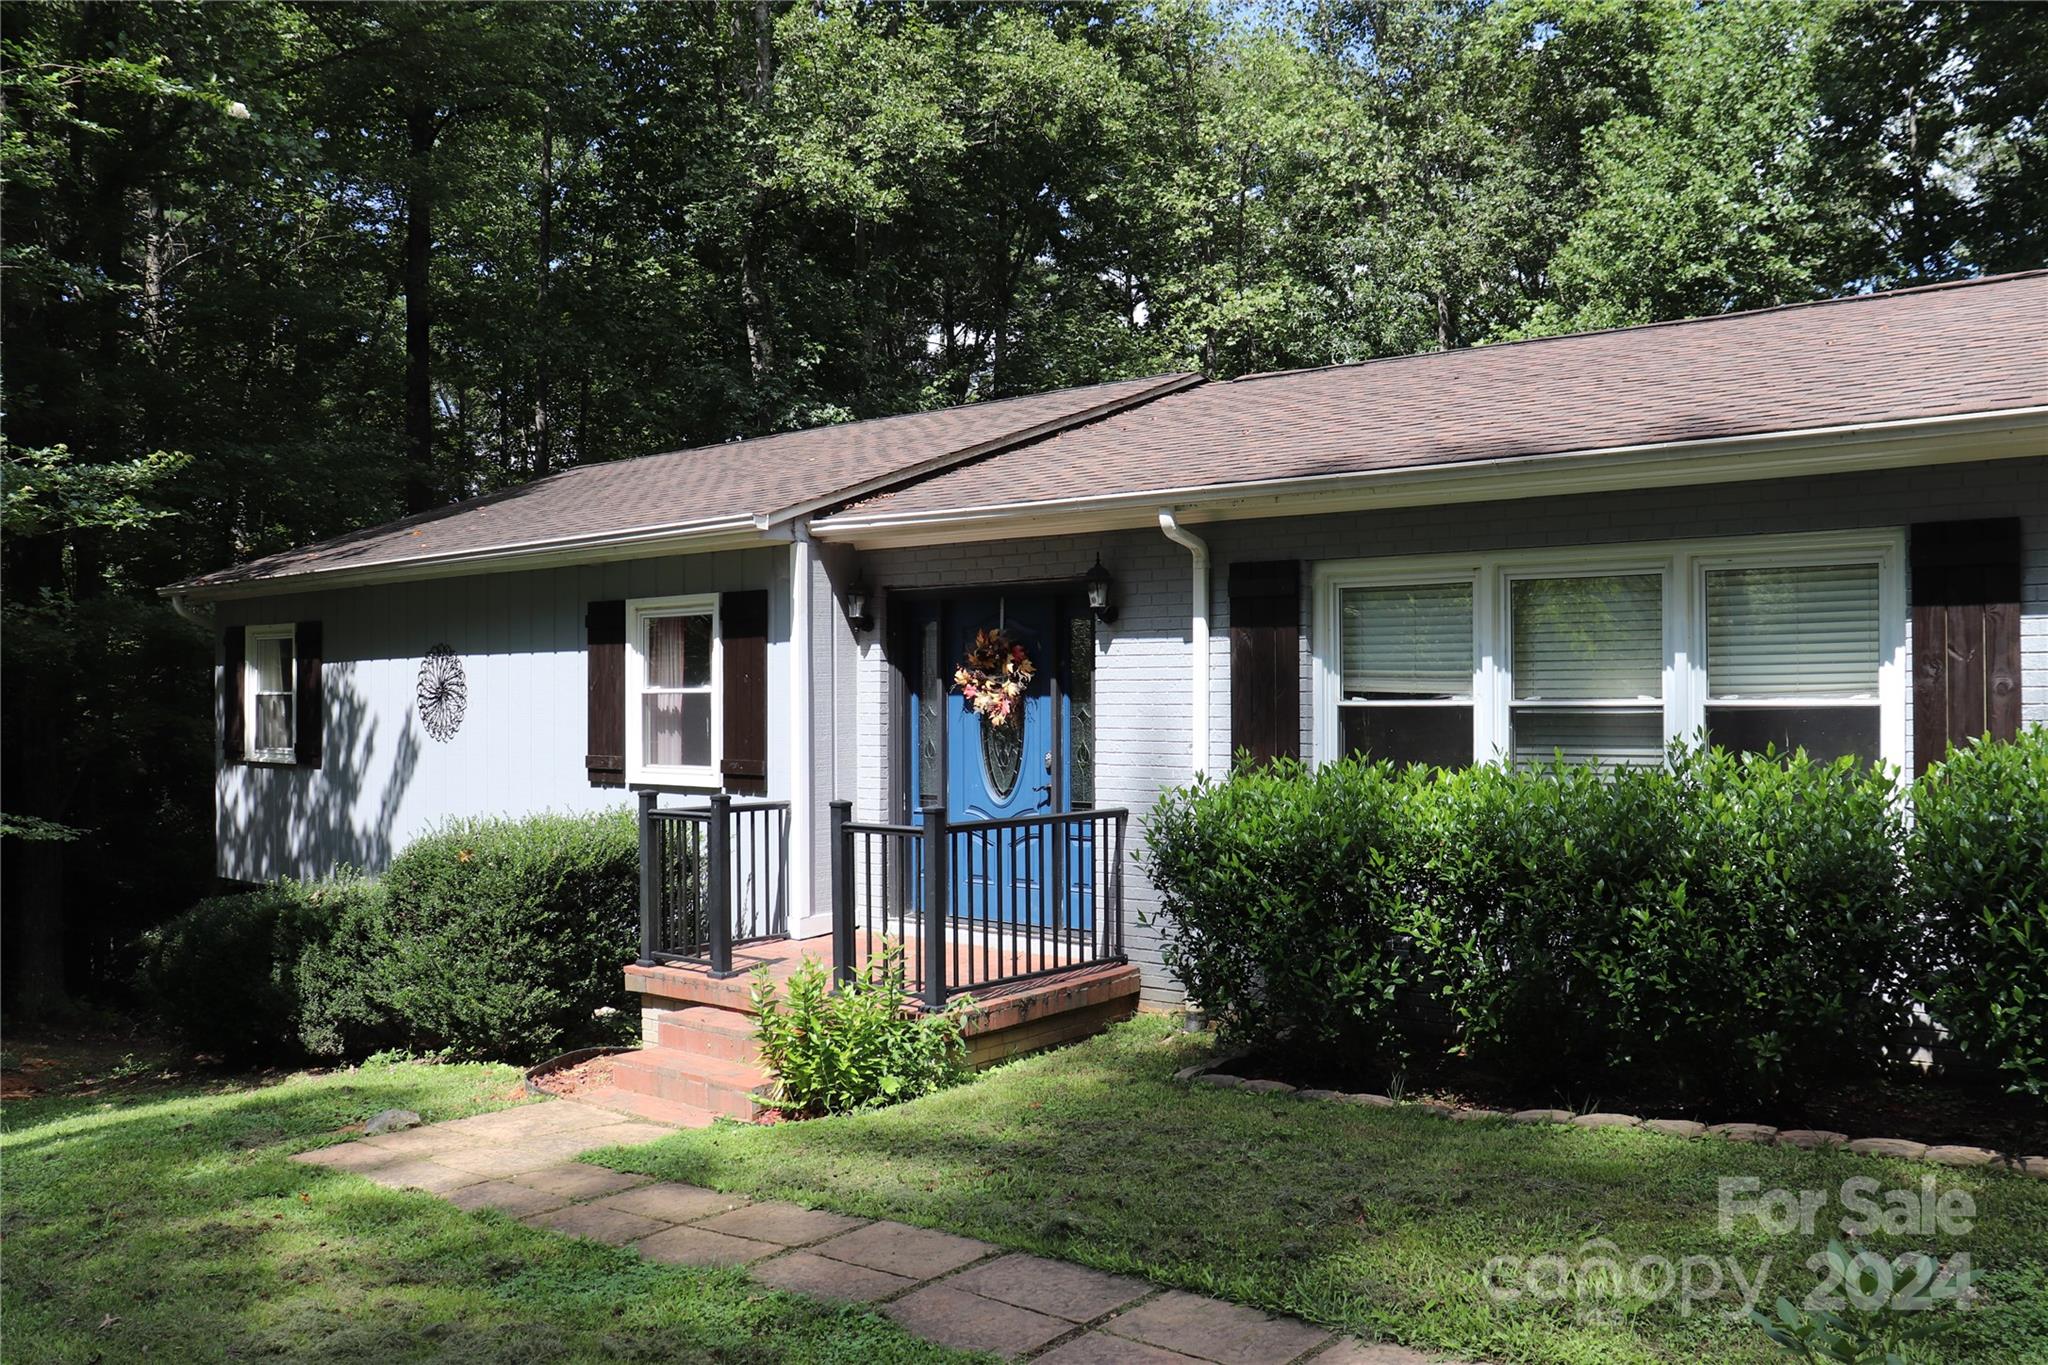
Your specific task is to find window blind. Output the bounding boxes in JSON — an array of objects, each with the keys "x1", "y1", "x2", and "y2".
[
  {"x1": 1706, "y1": 564, "x2": 1879, "y2": 698},
  {"x1": 1511, "y1": 574, "x2": 1662, "y2": 701},
  {"x1": 1513, "y1": 711, "x2": 1664, "y2": 768},
  {"x1": 1340, "y1": 582, "x2": 1473, "y2": 697}
]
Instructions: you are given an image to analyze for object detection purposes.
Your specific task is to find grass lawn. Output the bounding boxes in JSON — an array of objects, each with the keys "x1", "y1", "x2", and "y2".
[
  {"x1": 598, "y1": 1015, "x2": 2048, "y2": 1365},
  {"x1": 0, "y1": 1053, "x2": 974, "y2": 1364}
]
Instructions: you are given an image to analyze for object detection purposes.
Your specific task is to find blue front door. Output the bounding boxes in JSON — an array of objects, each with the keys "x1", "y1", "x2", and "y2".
[
  {"x1": 944, "y1": 594, "x2": 1058, "y2": 823},
  {"x1": 903, "y1": 592, "x2": 1092, "y2": 929}
]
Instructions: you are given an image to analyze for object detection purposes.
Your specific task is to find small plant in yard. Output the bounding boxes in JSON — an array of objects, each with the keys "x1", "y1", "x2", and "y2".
[
  {"x1": 1752, "y1": 1240, "x2": 1979, "y2": 1364},
  {"x1": 750, "y1": 943, "x2": 971, "y2": 1116}
]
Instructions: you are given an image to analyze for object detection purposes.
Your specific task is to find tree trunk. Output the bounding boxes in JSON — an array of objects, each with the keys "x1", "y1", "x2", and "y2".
[
  {"x1": 739, "y1": 0, "x2": 777, "y2": 383},
  {"x1": 533, "y1": 104, "x2": 554, "y2": 478},
  {"x1": 403, "y1": 105, "x2": 437, "y2": 512},
  {"x1": 137, "y1": 185, "x2": 171, "y2": 359}
]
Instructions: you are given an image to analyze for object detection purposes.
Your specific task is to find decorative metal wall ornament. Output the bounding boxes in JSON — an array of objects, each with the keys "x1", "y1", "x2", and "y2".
[{"x1": 416, "y1": 644, "x2": 468, "y2": 742}]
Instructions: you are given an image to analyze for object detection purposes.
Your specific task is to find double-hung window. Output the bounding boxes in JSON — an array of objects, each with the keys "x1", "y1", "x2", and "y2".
[
  {"x1": 246, "y1": 624, "x2": 297, "y2": 762},
  {"x1": 1701, "y1": 561, "x2": 1881, "y2": 762},
  {"x1": 1314, "y1": 530, "x2": 1904, "y2": 772},
  {"x1": 626, "y1": 594, "x2": 721, "y2": 786},
  {"x1": 1335, "y1": 579, "x2": 1475, "y2": 767},
  {"x1": 1509, "y1": 572, "x2": 1666, "y2": 768}
]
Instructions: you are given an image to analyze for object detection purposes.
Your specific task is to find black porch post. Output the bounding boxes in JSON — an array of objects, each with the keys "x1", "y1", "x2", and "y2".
[
  {"x1": 920, "y1": 802, "x2": 948, "y2": 1010},
  {"x1": 829, "y1": 798, "x2": 853, "y2": 987},
  {"x1": 636, "y1": 790, "x2": 658, "y2": 966},
  {"x1": 707, "y1": 793, "x2": 734, "y2": 977}
]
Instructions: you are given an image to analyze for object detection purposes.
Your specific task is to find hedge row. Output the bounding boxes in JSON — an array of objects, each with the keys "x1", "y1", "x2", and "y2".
[
  {"x1": 138, "y1": 810, "x2": 638, "y2": 1064},
  {"x1": 1144, "y1": 728, "x2": 2048, "y2": 1102}
]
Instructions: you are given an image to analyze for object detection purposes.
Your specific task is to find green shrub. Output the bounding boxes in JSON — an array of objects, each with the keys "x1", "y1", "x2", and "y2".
[
  {"x1": 1431, "y1": 746, "x2": 1912, "y2": 1102},
  {"x1": 363, "y1": 810, "x2": 639, "y2": 1062},
  {"x1": 1911, "y1": 726, "x2": 2048, "y2": 1096},
  {"x1": 751, "y1": 945, "x2": 970, "y2": 1115},
  {"x1": 1145, "y1": 745, "x2": 1915, "y2": 1102},
  {"x1": 137, "y1": 877, "x2": 376, "y2": 1062},
  {"x1": 1143, "y1": 756, "x2": 1437, "y2": 1057},
  {"x1": 294, "y1": 886, "x2": 405, "y2": 1060}
]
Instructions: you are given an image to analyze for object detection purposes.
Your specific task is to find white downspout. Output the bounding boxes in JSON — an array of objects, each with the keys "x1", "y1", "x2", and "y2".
[
  {"x1": 1157, "y1": 509, "x2": 1210, "y2": 780},
  {"x1": 787, "y1": 530, "x2": 816, "y2": 935}
]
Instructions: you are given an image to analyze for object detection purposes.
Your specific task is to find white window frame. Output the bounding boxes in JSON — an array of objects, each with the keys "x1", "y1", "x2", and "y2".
[
  {"x1": 1500, "y1": 560, "x2": 1677, "y2": 768},
  {"x1": 625, "y1": 593, "x2": 722, "y2": 789},
  {"x1": 1327, "y1": 569, "x2": 1482, "y2": 764},
  {"x1": 1312, "y1": 529, "x2": 1907, "y2": 772},
  {"x1": 245, "y1": 623, "x2": 297, "y2": 764}
]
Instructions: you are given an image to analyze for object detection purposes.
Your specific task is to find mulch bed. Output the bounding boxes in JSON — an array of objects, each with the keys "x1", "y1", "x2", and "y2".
[
  {"x1": 1227, "y1": 1048, "x2": 2048, "y2": 1154},
  {"x1": 526, "y1": 1053, "x2": 620, "y2": 1101}
]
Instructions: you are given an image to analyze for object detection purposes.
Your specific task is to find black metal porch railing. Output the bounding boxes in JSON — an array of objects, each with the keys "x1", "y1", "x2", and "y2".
[
  {"x1": 637, "y1": 792, "x2": 789, "y2": 977},
  {"x1": 830, "y1": 801, "x2": 1127, "y2": 1007}
]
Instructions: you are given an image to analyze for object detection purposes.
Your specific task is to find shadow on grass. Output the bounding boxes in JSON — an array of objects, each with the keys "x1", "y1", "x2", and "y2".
[
  {"x1": 593, "y1": 1017, "x2": 2048, "y2": 1365},
  {"x1": 2, "y1": 1063, "x2": 974, "y2": 1364}
]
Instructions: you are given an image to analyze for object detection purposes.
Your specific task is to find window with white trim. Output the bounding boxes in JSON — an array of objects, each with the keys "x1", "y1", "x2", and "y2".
[
  {"x1": 1702, "y1": 561, "x2": 1881, "y2": 762},
  {"x1": 246, "y1": 624, "x2": 297, "y2": 762},
  {"x1": 1509, "y1": 572, "x2": 1665, "y2": 768},
  {"x1": 1312, "y1": 531, "x2": 1905, "y2": 772},
  {"x1": 625, "y1": 594, "x2": 721, "y2": 786},
  {"x1": 1335, "y1": 579, "x2": 1475, "y2": 767}
]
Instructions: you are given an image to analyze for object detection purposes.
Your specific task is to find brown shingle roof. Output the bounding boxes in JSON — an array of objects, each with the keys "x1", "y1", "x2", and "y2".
[
  {"x1": 171, "y1": 371, "x2": 1199, "y2": 592},
  {"x1": 825, "y1": 273, "x2": 2048, "y2": 525}
]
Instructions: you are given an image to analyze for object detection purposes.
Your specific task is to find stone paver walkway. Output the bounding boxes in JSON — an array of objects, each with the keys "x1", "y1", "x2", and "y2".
[{"x1": 295, "y1": 1099, "x2": 1458, "y2": 1365}]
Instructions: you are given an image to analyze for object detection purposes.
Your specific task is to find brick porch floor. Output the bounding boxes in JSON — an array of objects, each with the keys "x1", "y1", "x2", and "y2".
[{"x1": 294, "y1": 1099, "x2": 1460, "y2": 1364}]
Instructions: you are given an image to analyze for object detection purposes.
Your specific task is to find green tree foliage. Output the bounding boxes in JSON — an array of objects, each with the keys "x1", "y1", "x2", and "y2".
[{"x1": 4, "y1": 0, "x2": 2043, "y2": 1013}]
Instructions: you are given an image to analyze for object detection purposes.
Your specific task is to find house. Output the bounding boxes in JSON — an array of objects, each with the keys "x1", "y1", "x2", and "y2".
[{"x1": 166, "y1": 273, "x2": 2047, "y2": 1115}]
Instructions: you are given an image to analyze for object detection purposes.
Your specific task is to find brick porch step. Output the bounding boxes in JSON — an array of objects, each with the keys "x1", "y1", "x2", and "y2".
[
  {"x1": 657, "y1": 1004, "x2": 763, "y2": 1065},
  {"x1": 563, "y1": 1082, "x2": 720, "y2": 1129},
  {"x1": 612, "y1": 1046, "x2": 775, "y2": 1121}
]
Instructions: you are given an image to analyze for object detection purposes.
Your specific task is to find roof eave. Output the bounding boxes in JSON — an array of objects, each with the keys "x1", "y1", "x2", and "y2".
[
  {"x1": 809, "y1": 406, "x2": 2048, "y2": 549},
  {"x1": 161, "y1": 513, "x2": 775, "y2": 602}
]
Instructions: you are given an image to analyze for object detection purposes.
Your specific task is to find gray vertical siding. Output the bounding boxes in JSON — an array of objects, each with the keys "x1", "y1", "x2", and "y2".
[
  {"x1": 213, "y1": 547, "x2": 790, "y2": 882},
  {"x1": 845, "y1": 455, "x2": 2048, "y2": 1006},
  {"x1": 209, "y1": 454, "x2": 2047, "y2": 1006}
]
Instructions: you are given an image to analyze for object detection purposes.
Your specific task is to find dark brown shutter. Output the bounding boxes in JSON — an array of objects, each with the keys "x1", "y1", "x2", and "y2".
[
  {"x1": 1910, "y1": 518, "x2": 2023, "y2": 775},
  {"x1": 222, "y1": 624, "x2": 246, "y2": 763},
  {"x1": 1229, "y1": 560, "x2": 1301, "y2": 767},
  {"x1": 586, "y1": 599, "x2": 626, "y2": 787},
  {"x1": 294, "y1": 621, "x2": 323, "y2": 769},
  {"x1": 720, "y1": 589, "x2": 770, "y2": 796}
]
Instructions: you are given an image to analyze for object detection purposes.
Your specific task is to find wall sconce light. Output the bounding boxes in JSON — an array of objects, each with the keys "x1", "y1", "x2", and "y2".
[
  {"x1": 844, "y1": 582, "x2": 873, "y2": 633},
  {"x1": 1085, "y1": 555, "x2": 1116, "y2": 624}
]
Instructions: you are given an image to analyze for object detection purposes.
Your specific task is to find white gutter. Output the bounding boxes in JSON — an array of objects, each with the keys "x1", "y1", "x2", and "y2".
[
  {"x1": 1157, "y1": 510, "x2": 1211, "y2": 780},
  {"x1": 786, "y1": 528, "x2": 817, "y2": 935},
  {"x1": 811, "y1": 407, "x2": 2048, "y2": 548},
  {"x1": 165, "y1": 591, "x2": 213, "y2": 627}
]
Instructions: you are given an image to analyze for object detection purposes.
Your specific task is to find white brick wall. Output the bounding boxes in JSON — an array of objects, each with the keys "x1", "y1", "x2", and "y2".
[{"x1": 839, "y1": 455, "x2": 2048, "y2": 1005}]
